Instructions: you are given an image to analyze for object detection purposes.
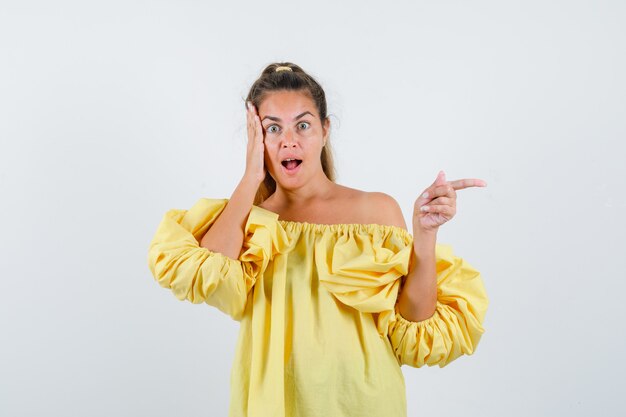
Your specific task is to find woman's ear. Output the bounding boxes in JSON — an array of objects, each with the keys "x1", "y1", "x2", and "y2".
[{"x1": 322, "y1": 118, "x2": 330, "y2": 144}]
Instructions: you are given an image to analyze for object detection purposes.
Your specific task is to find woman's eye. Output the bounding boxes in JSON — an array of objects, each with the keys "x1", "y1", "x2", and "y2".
[{"x1": 266, "y1": 122, "x2": 308, "y2": 133}]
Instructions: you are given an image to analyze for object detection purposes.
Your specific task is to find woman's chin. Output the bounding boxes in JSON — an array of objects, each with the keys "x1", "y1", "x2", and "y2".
[
  {"x1": 274, "y1": 174, "x2": 305, "y2": 189},
  {"x1": 276, "y1": 178, "x2": 303, "y2": 189}
]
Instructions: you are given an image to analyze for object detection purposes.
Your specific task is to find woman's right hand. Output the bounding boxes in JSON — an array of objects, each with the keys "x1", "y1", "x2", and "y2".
[{"x1": 244, "y1": 101, "x2": 266, "y2": 185}]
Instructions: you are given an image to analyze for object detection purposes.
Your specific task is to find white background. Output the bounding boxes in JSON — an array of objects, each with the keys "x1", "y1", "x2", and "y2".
[{"x1": 1, "y1": 0, "x2": 625, "y2": 416}]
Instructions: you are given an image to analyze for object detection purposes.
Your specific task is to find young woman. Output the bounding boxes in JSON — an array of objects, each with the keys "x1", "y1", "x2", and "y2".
[{"x1": 147, "y1": 62, "x2": 489, "y2": 417}]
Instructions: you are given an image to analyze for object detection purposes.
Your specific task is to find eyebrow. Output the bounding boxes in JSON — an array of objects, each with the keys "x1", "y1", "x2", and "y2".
[{"x1": 261, "y1": 111, "x2": 314, "y2": 123}]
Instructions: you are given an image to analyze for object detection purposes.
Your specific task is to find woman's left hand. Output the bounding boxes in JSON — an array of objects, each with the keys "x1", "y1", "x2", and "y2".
[{"x1": 413, "y1": 170, "x2": 487, "y2": 234}]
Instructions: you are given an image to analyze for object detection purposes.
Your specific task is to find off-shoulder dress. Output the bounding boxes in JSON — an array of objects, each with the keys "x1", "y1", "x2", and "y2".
[{"x1": 147, "y1": 198, "x2": 489, "y2": 417}]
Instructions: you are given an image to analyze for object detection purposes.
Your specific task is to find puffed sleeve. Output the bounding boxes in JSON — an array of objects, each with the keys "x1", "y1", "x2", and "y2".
[
  {"x1": 147, "y1": 198, "x2": 289, "y2": 321},
  {"x1": 387, "y1": 243, "x2": 489, "y2": 368}
]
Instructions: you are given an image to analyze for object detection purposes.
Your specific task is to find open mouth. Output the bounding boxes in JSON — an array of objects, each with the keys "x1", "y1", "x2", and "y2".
[{"x1": 281, "y1": 159, "x2": 302, "y2": 170}]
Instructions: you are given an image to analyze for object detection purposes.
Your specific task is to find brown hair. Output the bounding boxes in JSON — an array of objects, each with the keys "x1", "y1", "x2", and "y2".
[{"x1": 244, "y1": 62, "x2": 337, "y2": 205}]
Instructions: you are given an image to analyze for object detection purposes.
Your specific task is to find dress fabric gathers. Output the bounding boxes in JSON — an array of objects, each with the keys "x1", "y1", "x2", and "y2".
[{"x1": 147, "y1": 198, "x2": 489, "y2": 417}]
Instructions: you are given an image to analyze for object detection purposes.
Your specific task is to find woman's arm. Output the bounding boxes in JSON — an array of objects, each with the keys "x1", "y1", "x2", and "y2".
[
  {"x1": 200, "y1": 175, "x2": 259, "y2": 259},
  {"x1": 200, "y1": 101, "x2": 266, "y2": 259},
  {"x1": 396, "y1": 231, "x2": 438, "y2": 322}
]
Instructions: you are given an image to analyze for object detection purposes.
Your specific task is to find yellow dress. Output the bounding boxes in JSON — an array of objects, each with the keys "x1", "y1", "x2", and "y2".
[{"x1": 147, "y1": 198, "x2": 489, "y2": 417}]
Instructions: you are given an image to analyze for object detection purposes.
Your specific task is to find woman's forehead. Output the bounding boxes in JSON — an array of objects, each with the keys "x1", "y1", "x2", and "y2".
[{"x1": 259, "y1": 91, "x2": 316, "y2": 117}]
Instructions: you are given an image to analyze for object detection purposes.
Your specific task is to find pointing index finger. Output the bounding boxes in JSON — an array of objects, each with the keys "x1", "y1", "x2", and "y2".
[{"x1": 450, "y1": 178, "x2": 488, "y2": 190}]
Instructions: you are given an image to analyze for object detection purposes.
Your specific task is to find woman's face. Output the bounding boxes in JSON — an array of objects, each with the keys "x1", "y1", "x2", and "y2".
[{"x1": 258, "y1": 90, "x2": 329, "y2": 188}]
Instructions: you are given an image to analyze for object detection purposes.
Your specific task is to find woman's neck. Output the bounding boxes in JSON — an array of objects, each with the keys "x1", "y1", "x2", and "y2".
[{"x1": 269, "y1": 172, "x2": 337, "y2": 209}]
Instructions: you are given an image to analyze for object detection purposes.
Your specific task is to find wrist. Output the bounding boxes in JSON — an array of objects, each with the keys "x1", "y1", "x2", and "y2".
[
  {"x1": 231, "y1": 175, "x2": 260, "y2": 205},
  {"x1": 412, "y1": 229, "x2": 437, "y2": 252},
  {"x1": 241, "y1": 173, "x2": 263, "y2": 189}
]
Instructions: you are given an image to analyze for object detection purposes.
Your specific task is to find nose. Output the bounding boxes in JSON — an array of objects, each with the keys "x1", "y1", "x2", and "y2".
[{"x1": 281, "y1": 129, "x2": 297, "y2": 148}]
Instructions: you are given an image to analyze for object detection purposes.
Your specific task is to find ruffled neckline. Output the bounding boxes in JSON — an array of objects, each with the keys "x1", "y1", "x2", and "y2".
[{"x1": 252, "y1": 204, "x2": 414, "y2": 243}]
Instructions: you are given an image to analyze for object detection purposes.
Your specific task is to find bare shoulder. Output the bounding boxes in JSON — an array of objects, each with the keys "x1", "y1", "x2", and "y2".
[
  {"x1": 337, "y1": 185, "x2": 407, "y2": 229},
  {"x1": 365, "y1": 191, "x2": 407, "y2": 229}
]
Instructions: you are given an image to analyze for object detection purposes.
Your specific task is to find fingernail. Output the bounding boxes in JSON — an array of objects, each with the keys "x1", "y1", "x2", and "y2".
[
  {"x1": 422, "y1": 192, "x2": 428, "y2": 198},
  {"x1": 420, "y1": 206, "x2": 428, "y2": 211}
]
